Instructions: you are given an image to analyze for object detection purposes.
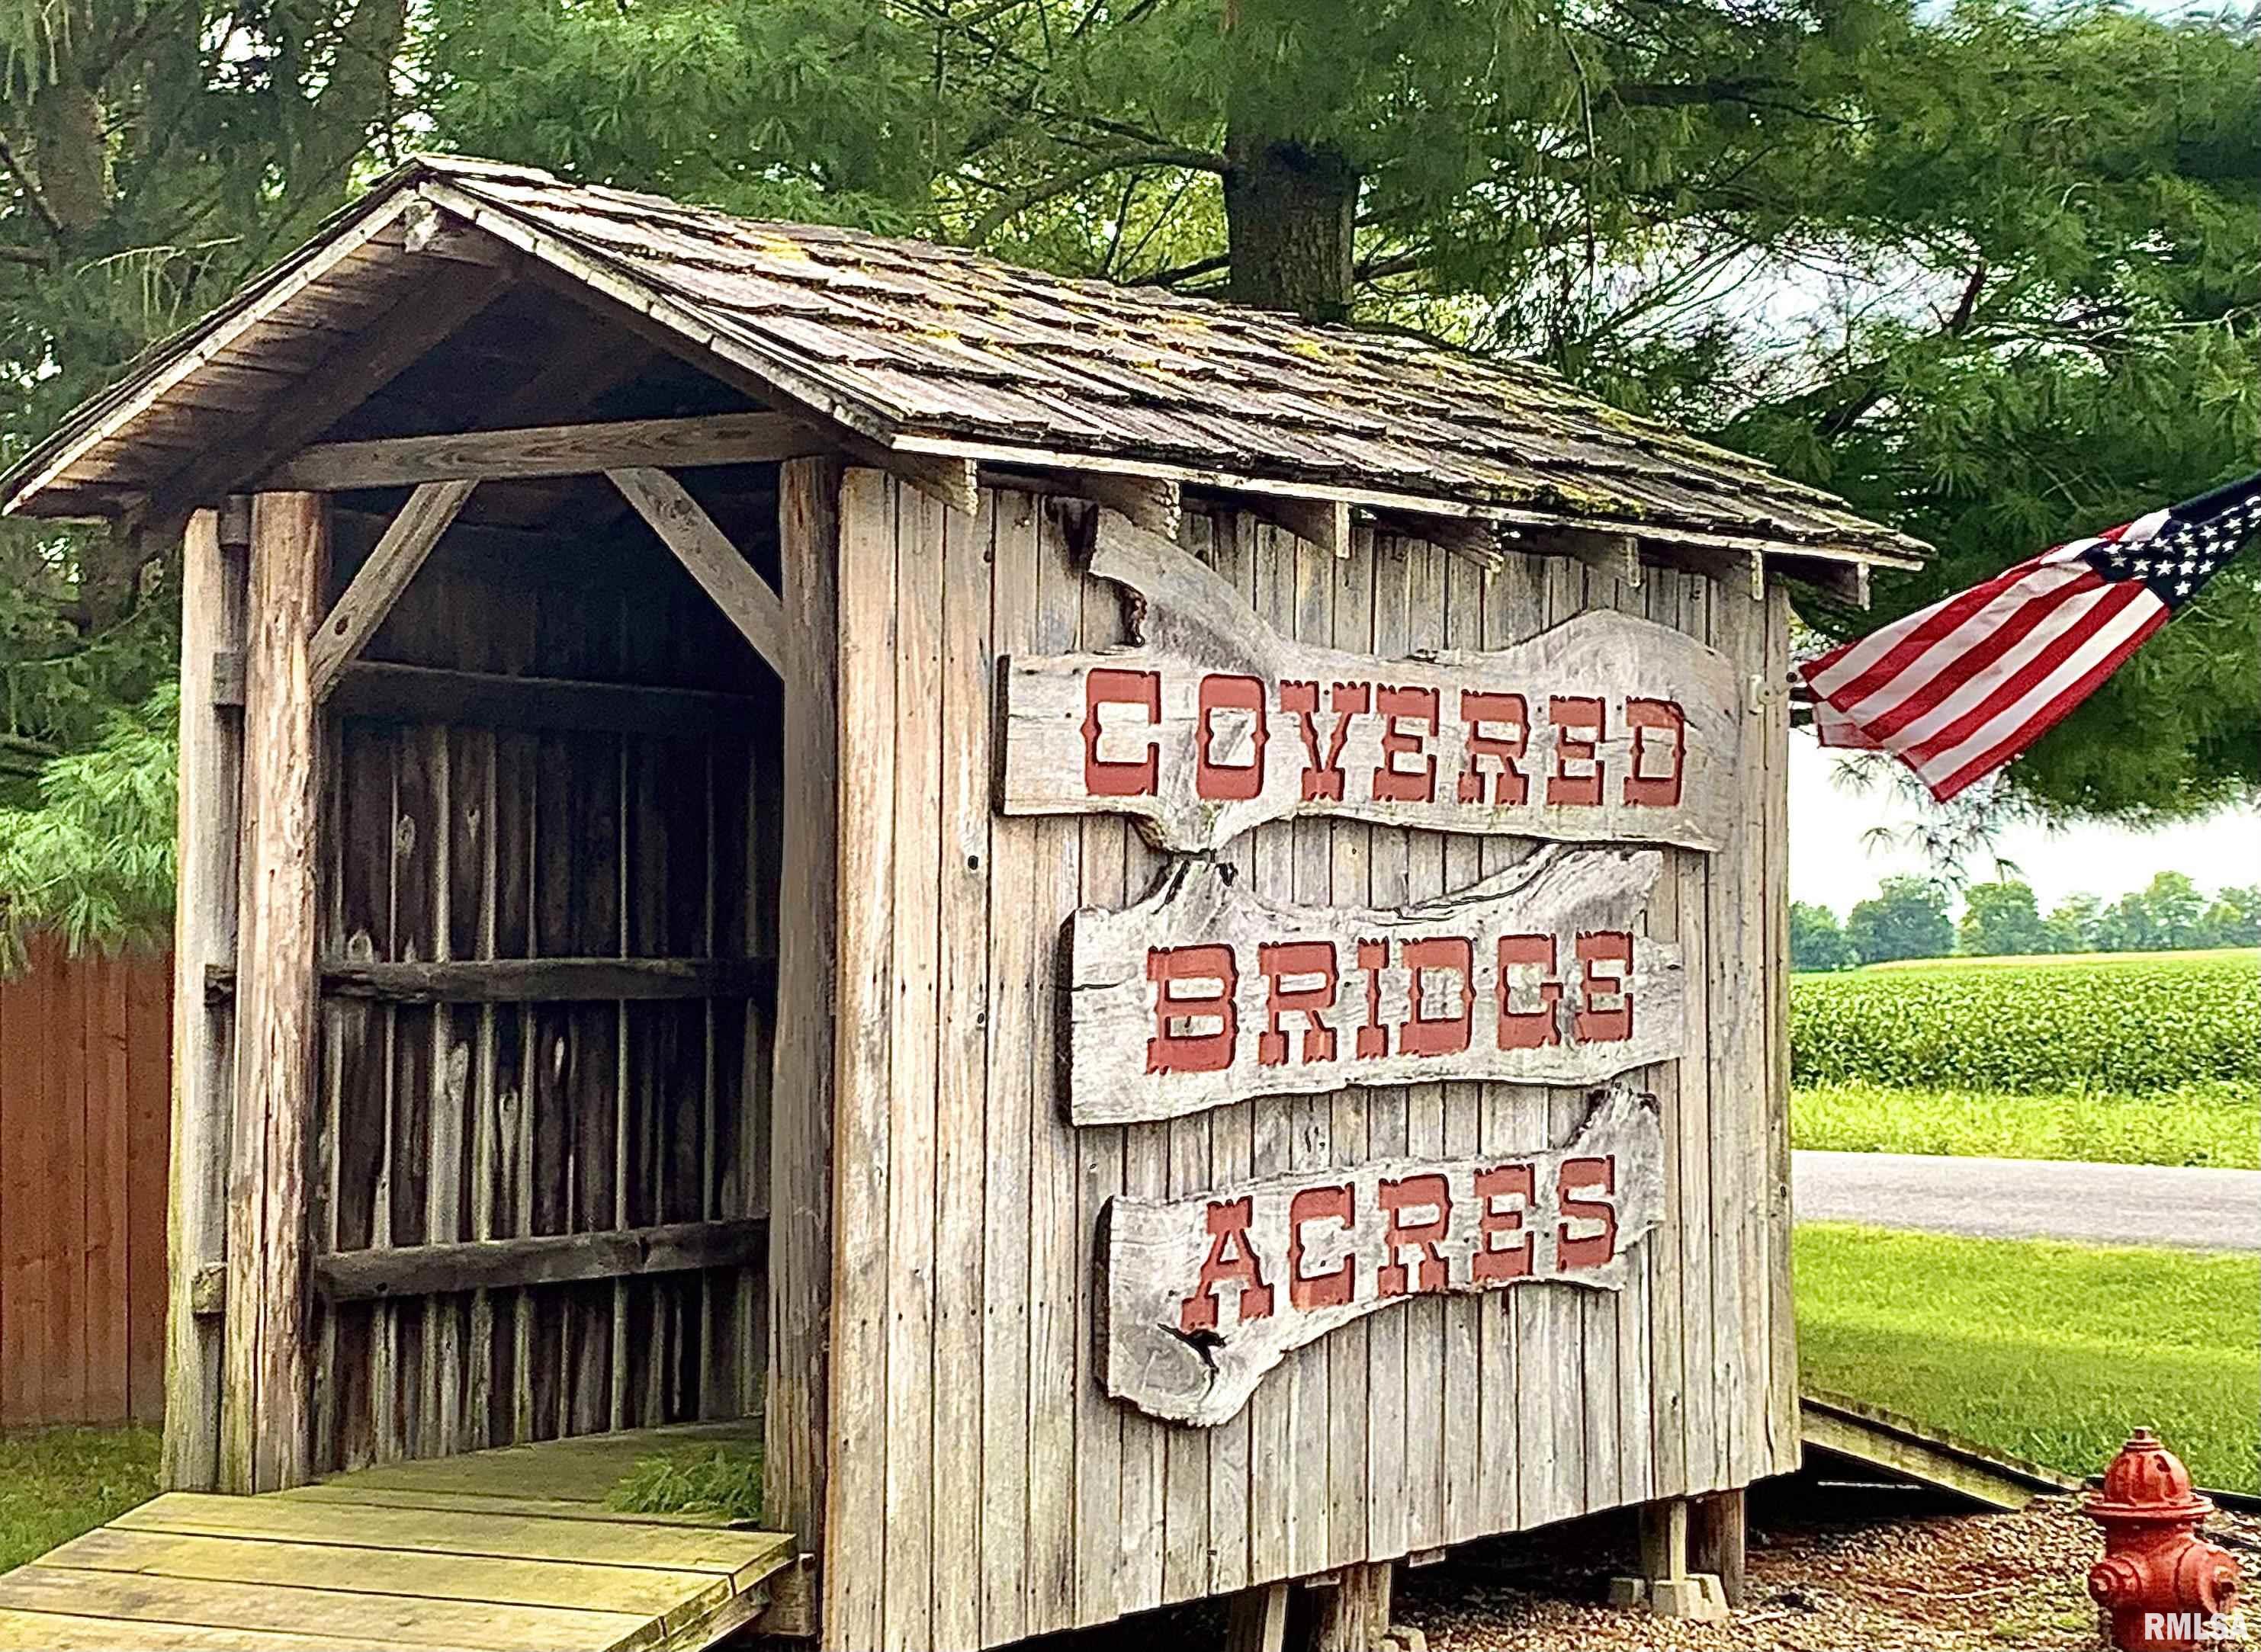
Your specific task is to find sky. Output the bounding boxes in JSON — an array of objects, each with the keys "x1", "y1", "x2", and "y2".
[{"x1": 1787, "y1": 734, "x2": 2261, "y2": 916}]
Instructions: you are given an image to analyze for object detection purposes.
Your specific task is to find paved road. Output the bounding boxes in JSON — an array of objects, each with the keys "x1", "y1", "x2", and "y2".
[{"x1": 1793, "y1": 1150, "x2": 2261, "y2": 1251}]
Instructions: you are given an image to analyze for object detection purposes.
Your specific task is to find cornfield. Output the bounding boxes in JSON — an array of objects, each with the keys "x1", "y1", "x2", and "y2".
[{"x1": 1790, "y1": 950, "x2": 2261, "y2": 1095}]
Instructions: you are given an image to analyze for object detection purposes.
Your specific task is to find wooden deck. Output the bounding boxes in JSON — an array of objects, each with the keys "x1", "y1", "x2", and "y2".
[{"x1": 0, "y1": 1423, "x2": 794, "y2": 1651}]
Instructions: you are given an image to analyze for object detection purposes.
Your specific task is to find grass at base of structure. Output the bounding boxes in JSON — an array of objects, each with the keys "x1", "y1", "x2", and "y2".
[
  {"x1": 0, "y1": 1425, "x2": 159, "y2": 1574},
  {"x1": 1795, "y1": 1224, "x2": 2261, "y2": 1494},
  {"x1": 605, "y1": 1442, "x2": 765, "y2": 1524},
  {"x1": 1792, "y1": 1079, "x2": 2260, "y2": 1169}
]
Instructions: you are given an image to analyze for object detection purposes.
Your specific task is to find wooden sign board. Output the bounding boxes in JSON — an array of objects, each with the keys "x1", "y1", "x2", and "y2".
[
  {"x1": 1000, "y1": 510, "x2": 1744, "y2": 853},
  {"x1": 1067, "y1": 845, "x2": 1682, "y2": 1125},
  {"x1": 1100, "y1": 1081, "x2": 1665, "y2": 1426}
]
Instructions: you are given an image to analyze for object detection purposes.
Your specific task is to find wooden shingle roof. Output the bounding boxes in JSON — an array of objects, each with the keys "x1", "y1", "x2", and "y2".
[{"x1": 3, "y1": 155, "x2": 1927, "y2": 569}]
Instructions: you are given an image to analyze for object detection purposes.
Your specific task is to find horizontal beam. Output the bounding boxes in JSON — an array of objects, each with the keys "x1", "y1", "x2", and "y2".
[
  {"x1": 214, "y1": 655, "x2": 766, "y2": 736},
  {"x1": 206, "y1": 954, "x2": 775, "y2": 1006},
  {"x1": 313, "y1": 1217, "x2": 769, "y2": 1303},
  {"x1": 262, "y1": 409, "x2": 831, "y2": 491}
]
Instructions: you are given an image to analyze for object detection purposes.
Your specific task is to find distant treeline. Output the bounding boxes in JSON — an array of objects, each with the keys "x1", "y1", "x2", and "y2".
[{"x1": 1792, "y1": 873, "x2": 2260, "y2": 971}]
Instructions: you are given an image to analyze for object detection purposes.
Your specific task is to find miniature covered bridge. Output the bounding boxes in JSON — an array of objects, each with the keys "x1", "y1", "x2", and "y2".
[{"x1": 0, "y1": 155, "x2": 1924, "y2": 1650}]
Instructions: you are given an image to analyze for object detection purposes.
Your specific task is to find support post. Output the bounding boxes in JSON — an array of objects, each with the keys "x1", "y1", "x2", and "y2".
[
  {"x1": 760, "y1": 455, "x2": 842, "y2": 1638},
  {"x1": 1225, "y1": 1582, "x2": 1290, "y2": 1652},
  {"x1": 219, "y1": 490, "x2": 325, "y2": 1493},
  {"x1": 1611, "y1": 1496, "x2": 1731, "y2": 1622},
  {"x1": 1306, "y1": 1561, "x2": 1418, "y2": 1652},
  {"x1": 162, "y1": 507, "x2": 245, "y2": 1490},
  {"x1": 1690, "y1": 1489, "x2": 1748, "y2": 1608}
]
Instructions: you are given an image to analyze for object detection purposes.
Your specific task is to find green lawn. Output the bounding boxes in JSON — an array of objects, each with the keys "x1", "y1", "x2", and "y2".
[
  {"x1": 1793, "y1": 1079, "x2": 2260, "y2": 1169},
  {"x1": 1796, "y1": 1224, "x2": 2261, "y2": 1494},
  {"x1": 0, "y1": 1425, "x2": 159, "y2": 1574}
]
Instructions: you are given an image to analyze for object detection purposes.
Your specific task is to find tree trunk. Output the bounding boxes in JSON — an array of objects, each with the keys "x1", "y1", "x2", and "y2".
[
  {"x1": 1223, "y1": 127, "x2": 1357, "y2": 322},
  {"x1": 30, "y1": 81, "x2": 108, "y2": 236}
]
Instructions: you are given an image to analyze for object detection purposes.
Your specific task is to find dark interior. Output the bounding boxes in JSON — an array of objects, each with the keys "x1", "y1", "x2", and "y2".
[{"x1": 303, "y1": 287, "x2": 785, "y2": 1468}]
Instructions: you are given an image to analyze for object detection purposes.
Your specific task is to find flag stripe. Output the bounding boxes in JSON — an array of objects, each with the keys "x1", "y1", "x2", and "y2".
[
  {"x1": 1839, "y1": 563, "x2": 2101, "y2": 736},
  {"x1": 1807, "y1": 557, "x2": 2049, "y2": 701},
  {"x1": 1906, "y1": 579, "x2": 2153, "y2": 777},
  {"x1": 1887, "y1": 576, "x2": 2126, "y2": 759},
  {"x1": 1926, "y1": 598, "x2": 2169, "y2": 800}
]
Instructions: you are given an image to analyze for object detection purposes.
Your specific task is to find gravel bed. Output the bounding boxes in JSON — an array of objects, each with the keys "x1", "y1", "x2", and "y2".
[
  {"x1": 1395, "y1": 1490, "x2": 2261, "y2": 1652},
  {"x1": 1028, "y1": 1482, "x2": 2259, "y2": 1652}
]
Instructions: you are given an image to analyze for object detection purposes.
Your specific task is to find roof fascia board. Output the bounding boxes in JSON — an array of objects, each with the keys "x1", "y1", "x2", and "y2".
[
  {"x1": 881, "y1": 431, "x2": 1928, "y2": 570},
  {"x1": 2, "y1": 188, "x2": 424, "y2": 518}
]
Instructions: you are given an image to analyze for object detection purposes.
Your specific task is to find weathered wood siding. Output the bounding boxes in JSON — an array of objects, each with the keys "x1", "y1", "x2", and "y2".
[
  {"x1": 0, "y1": 936, "x2": 172, "y2": 1428},
  {"x1": 307, "y1": 502, "x2": 781, "y2": 1471},
  {"x1": 822, "y1": 470, "x2": 1797, "y2": 1650}
]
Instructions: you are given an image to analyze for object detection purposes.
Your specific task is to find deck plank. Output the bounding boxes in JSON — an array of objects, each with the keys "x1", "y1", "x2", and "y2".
[
  {"x1": 272, "y1": 1484, "x2": 747, "y2": 1525},
  {"x1": 42, "y1": 1527, "x2": 734, "y2": 1622},
  {"x1": 114, "y1": 1493, "x2": 792, "y2": 1580},
  {"x1": 307, "y1": 1421, "x2": 758, "y2": 1504},
  {"x1": 0, "y1": 1423, "x2": 792, "y2": 1652},
  {"x1": 0, "y1": 1607, "x2": 412, "y2": 1651},
  {"x1": 0, "y1": 1566, "x2": 653, "y2": 1652}
]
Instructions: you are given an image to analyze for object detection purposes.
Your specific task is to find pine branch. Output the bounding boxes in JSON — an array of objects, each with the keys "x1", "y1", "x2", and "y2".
[
  {"x1": 0, "y1": 133, "x2": 68, "y2": 245},
  {"x1": 966, "y1": 143, "x2": 1227, "y2": 246}
]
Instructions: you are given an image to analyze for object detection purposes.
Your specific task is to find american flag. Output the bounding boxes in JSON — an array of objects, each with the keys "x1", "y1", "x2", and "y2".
[{"x1": 1794, "y1": 470, "x2": 2261, "y2": 802}]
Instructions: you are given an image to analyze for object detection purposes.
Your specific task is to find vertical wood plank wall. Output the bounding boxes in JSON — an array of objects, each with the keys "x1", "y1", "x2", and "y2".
[
  {"x1": 824, "y1": 472, "x2": 1798, "y2": 1651},
  {"x1": 307, "y1": 506, "x2": 780, "y2": 1473},
  {"x1": 0, "y1": 936, "x2": 172, "y2": 1428}
]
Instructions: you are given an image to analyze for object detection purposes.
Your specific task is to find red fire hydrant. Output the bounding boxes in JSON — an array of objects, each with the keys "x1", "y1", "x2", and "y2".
[{"x1": 2085, "y1": 1429, "x2": 2241, "y2": 1651}]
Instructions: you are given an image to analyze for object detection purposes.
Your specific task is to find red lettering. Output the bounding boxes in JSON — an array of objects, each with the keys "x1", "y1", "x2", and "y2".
[
  {"x1": 1472, "y1": 1163, "x2": 1535, "y2": 1282},
  {"x1": 1496, "y1": 934, "x2": 1563, "y2": 1050},
  {"x1": 1146, "y1": 945, "x2": 1237, "y2": 1074},
  {"x1": 1400, "y1": 936, "x2": 1473, "y2": 1057},
  {"x1": 1288, "y1": 1184, "x2": 1356, "y2": 1309},
  {"x1": 1575, "y1": 931, "x2": 1633, "y2": 1043},
  {"x1": 1180, "y1": 1197, "x2": 1275, "y2": 1332},
  {"x1": 1257, "y1": 941, "x2": 1339, "y2": 1067},
  {"x1": 1283, "y1": 681, "x2": 1369, "y2": 801},
  {"x1": 1083, "y1": 668, "x2": 1159, "y2": 797},
  {"x1": 1548, "y1": 694, "x2": 1604, "y2": 806},
  {"x1": 1356, "y1": 939, "x2": 1391, "y2": 1059},
  {"x1": 1556, "y1": 1157, "x2": 1618, "y2": 1269},
  {"x1": 1196, "y1": 673, "x2": 1268, "y2": 800},
  {"x1": 1623, "y1": 698, "x2": 1685, "y2": 807},
  {"x1": 1378, "y1": 1174, "x2": 1452, "y2": 1296},
  {"x1": 1372, "y1": 685, "x2": 1439, "y2": 802},
  {"x1": 1458, "y1": 690, "x2": 1530, "y2": 805}
]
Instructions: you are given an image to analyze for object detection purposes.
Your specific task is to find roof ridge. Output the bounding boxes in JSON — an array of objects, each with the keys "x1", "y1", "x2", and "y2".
[{"x1": 405, "y1": 152, "x2": 565, "y2": 186}]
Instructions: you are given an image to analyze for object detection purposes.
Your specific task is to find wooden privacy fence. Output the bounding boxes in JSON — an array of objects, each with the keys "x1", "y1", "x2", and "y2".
[{"x1": 0, "y1": 935, "x2": 172, "y2": 1428}]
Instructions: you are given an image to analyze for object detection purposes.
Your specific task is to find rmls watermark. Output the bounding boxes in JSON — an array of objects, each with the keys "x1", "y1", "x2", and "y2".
[{"x1": 2141, "y1": 1610, "x2": 2251, "y2": 1644}]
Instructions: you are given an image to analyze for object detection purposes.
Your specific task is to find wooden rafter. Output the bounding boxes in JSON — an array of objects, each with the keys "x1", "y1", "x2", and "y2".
[
  {"x1": 265, "y1": 409, "x2": 828, "y2": 492},
  {"x1": 1244, "y1": 492, "x2": 1351, "y2": 558},
  {"x1": 308, "y1": 479, "x2": 477, "y2": 701},
  {"x1": 146, "y1": 258, "x2": 517, "y2": 530},
  {"x1": 1780, "y1": 555, "x2": 1872, "y2": 609},
  {"x1": 1376, "y1": 508, "x2": 1504, "y2": 570},
  {"x1": 1078, "y1": 472, "x2": 1181, "y2": 539},
  {"x1": 607, "y1": 465, "x2": 788, "y2": 676},
  {"x1": 1532, "y1": 524, "x2": 1643, "y2": 589}
]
